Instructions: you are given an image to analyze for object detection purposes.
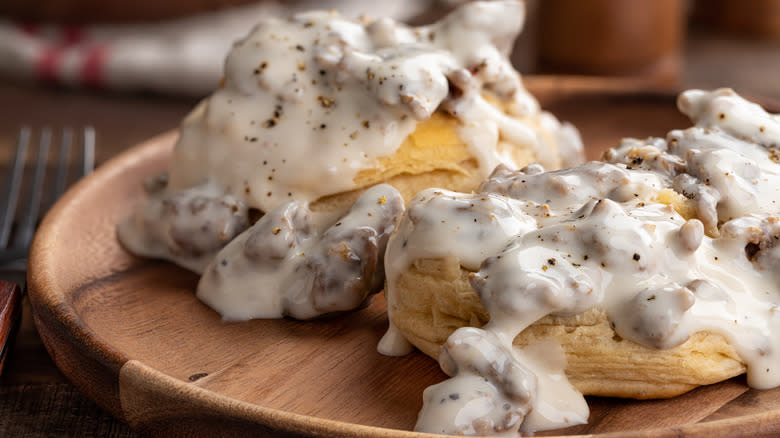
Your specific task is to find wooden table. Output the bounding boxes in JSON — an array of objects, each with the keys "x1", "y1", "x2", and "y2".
[
  {"x1": 0, "y1": 30, "x2": 779, "y2": 436},
  {"x1": 0, "y1": 80, "x2": 197, "y2": 437}
]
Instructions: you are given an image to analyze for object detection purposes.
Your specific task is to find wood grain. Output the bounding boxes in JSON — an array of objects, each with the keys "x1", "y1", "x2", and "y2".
[
  {"x1": 0, "y1": 383, "x2": 137, "y2": 437},
  {"x1": 26, "y1": 81, "x2": 780, "y2": 437}
]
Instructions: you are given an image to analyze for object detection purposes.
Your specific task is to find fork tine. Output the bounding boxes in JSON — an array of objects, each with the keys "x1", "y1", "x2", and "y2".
[
  {"x1": 0, "y1": 126, "x2": 96, "y2": 267},
  {"x1": 82, "y1": 126, "x2": 95, "y2": 176},
  {"x1": 0, "y1": 128, "x2": 31, "y2": 248},
  {"x1": 51, "y1": 128, "x2": 72, "y2": 205},
  {"x1": 12, "y1": 128, "x2": 51, "y2": 249}
]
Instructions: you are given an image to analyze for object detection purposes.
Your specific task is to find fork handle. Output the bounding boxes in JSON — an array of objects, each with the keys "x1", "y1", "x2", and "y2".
[{"x1": 0, "y1": 280, "x2": 22, "y2": 374}]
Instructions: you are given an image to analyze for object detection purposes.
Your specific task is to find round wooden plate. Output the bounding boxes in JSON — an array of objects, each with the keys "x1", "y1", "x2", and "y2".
[{"x1": 28, "y1": 78, "x2": 780, "y2": 437}]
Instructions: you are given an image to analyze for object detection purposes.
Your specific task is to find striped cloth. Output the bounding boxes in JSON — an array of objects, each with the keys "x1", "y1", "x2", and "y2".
[{"x1": 0, "y1": 0, "x2": 430, "y2": 97}]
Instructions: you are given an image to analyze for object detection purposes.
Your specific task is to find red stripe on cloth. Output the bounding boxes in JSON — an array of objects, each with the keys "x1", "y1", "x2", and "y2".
[
  {"x1": 81, "y1": 44, "x2": 108, "y2": 87},
  {"x1": 17, "y1": 22, "x2": 39, "y2": 36},
  {"x1": 35, "y1": 46, "x2": 66, "y2": 83},
  {"x1": 62, "y1": 26, "x2": 84, "y2": 45}
]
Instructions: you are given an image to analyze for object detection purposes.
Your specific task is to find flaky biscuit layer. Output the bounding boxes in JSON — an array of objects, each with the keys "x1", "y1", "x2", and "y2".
[
  {"x1": 388, "y1": 256, "x2": 746, "y2": 399},
  {"x1": 311, "y1": 110, "x2": 542, "y2": 214}
]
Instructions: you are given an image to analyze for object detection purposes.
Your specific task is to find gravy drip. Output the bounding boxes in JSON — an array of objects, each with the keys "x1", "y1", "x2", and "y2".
[
  {"x1": 382, "y1": 89, "x2": 780, "y2": 435},
  {"x1": 117, "y1": 176, "x2": 249, "y2": 273},
  {"x1": 197, "y1": 184, "x2": 403, "y2": 320}
]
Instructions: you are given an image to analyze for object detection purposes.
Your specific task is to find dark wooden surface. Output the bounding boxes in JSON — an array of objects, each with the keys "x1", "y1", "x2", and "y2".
[
  {"x1": 0, "y1": 82, "x2": 195, "y2": 438},
  {"x1": 1, "y1": 28, "x2": 780, "y2": 437}
]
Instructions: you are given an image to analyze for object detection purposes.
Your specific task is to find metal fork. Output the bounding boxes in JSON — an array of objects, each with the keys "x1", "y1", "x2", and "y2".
[
  {"x1": 0, "y1": 126, "x2": 95, "y2": 373},
  {"x1": 0, "y1": 127, "x2": 95, "y2": 269}
]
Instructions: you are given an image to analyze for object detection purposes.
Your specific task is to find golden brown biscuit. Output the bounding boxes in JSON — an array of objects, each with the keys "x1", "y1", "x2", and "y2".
[
  {"x1": 311, "y1": 111, "x2": 541, "y2": 213},
  {"x1": 389, "y1": 257, "x2": 747, "y2": 400}
]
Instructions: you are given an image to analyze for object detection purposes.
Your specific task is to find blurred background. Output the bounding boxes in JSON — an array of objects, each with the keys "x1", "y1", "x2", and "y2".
[
  {"x1": 1, "y1": 0, "x2": 779, "y2": 97},
  {"x1": 519, "y1": 0, "x2": 780, "y2": 99},
  {"x1": 0, "y1": 0, "x2": 777, "y2": 162}
]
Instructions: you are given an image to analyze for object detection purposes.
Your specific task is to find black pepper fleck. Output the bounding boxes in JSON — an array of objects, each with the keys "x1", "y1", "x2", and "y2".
[{"x1": 745, "y1": 242, "x2": 761, "y2": 261}]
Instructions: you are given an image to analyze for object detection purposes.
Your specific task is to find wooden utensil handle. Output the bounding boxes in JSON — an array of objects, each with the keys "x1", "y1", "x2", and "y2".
[{"x1": 0, "y1": 280, "x2": 22, "y2": 374}]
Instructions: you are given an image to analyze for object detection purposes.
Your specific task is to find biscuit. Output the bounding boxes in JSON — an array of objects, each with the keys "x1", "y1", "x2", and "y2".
[
  {"x1": 388, "y1": 256, "x2": 746, "y2": 399},
  {"x1": 310, "y1": 110, "x2": 544, "y2": 214}
]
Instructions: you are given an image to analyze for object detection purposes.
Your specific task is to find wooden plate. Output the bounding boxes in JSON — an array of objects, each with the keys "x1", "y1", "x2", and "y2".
[{"x1": 27, "y1": 78, "x2": 780, "y2": 437}]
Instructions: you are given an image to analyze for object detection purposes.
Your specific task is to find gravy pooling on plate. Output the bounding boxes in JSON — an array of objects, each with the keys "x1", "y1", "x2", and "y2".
[
  {"x1": 197, "y1": 184, "x2": 404, "y2": 320},
  {"x1": 381, "y1": 89, "x2": 780, "y2": 435},
  {"x1": 117, "y1": 0, "x2": 583, "y2": 320}
]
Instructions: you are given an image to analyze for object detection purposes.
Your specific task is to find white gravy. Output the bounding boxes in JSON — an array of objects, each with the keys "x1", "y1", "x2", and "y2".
[
  {"x1": 382, "y1": 89, "x2": 780, "y2": 435},
  {"x1": 197, "y1": 184, "x2": 404, "y2": 320},
  {"x1": 118, "y1": 0, "x2": 584, "y2": 324},
  {"x1": 168, "y1": 0, "x2": 580, "y2": 213}
]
